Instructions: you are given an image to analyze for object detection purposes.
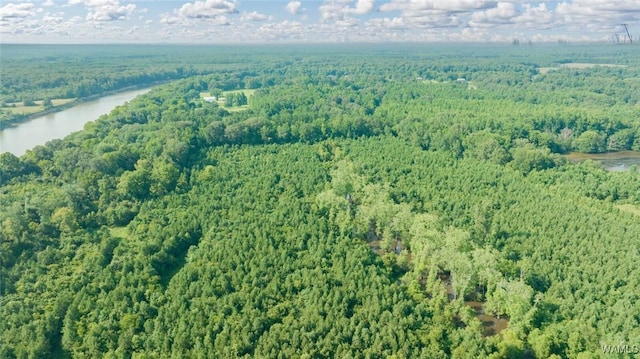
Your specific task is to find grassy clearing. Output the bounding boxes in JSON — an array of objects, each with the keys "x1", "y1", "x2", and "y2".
[
  {"x1": 50, "y1": 98, "x2": 76, "y2": 106},
  {"x1": 224, "y1": 105, "x2": 249, "y2": 112},
  {"x1": 3, "y1": 105, "x2": 44, "y2": 115},
  {"x1": 200, "y1": 89, "x2": 257, "y2": 112},
  {"x1": 109, "y1": 226, "x2": 129, "y2": 239},
  {"x1": 537, "y1": 67, "x2": 558, "y2": 74},
  {"x1": 225, "y1": 89, "x2": 257, "y2": 97},
  {"x1": 538, "y1": 63, "x2": 626, "y2": 74},
  {"x1": 616, "y1": 204, "x2": 640, "y2": 217},
  {"x1": 559, "y1": 63, "x2": 627, "y2": 69},
  {"x1": 2, "y1": 98, "x2": 76, "y2": 115}
]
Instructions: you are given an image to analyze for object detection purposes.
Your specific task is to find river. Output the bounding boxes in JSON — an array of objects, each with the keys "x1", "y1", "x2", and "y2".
[{"x1": 0, "y1": 88, "x2": 151, "y2": 156}]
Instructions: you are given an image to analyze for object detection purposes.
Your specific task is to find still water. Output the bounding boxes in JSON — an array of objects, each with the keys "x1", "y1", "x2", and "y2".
[
  {"x1": 0, "y1": 88, "x2": 151, "y2": 156},
  {"x1": 564, "y1": 151, "x2": 640, "y2": 172}
]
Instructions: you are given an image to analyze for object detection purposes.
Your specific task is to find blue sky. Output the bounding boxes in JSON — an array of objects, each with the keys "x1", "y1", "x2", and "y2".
[{"x1": 1, "y1": 0, "x2": 639, "y2": 43}]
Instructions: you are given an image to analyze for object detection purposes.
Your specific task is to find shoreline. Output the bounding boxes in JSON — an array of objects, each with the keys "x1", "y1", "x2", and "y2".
[
  {"x1": 562, "y1": 150, "x2": 640, "y2": 172},
  {"x1": 0, "y1": 80, "x2": 169, "y2": 130},
  {"x1": 563, "y1": 150, "x2": 640, "y2": 161}
]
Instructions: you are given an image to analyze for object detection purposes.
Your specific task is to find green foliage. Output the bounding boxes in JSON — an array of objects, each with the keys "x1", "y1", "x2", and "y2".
[
  {"x1": 43, "y1": 98, "x2": 53, "y2": 109},
  {"x1": 1, "y1": 44, "x2": 640, "y2": 358},
  {"x1": 463, "y1": 131, "x2": 511, "y2": 165},
  {"x1": 224, "y1": 91, "x2": 248, "y2": 107},
  {"x1": 509, "y1": 141, "x2": 557, "y2": 174},
  {"x1": 573, "y1": 130, "x2": 607, "y2": 153}
]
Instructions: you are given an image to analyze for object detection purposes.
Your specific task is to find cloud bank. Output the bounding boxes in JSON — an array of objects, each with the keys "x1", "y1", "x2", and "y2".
[{"x1": 1, "y1": 0, "x2": 639, "y2": 43}]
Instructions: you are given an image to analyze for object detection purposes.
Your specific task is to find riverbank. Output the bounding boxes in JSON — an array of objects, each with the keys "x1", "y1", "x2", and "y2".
[
  {"x1": 1, "y1": 87, "x2": 153, "y2": 156},
  {"x1": 0, "y1": 80, "x2": 169, "y2": 130}
]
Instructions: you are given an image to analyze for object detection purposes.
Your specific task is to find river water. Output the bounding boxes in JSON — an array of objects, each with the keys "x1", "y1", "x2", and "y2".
[{"x1": 0, "y1": 88, "x2": 151, "y2": 156}]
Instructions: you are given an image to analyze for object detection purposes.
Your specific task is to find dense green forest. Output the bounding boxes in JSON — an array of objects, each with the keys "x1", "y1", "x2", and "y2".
[
  {"x1": 1, "y1": 44, "x2": 640, "y2": 358},
  {"x1": 0, "y1": 45, "x2": 281, "y2": 128}
]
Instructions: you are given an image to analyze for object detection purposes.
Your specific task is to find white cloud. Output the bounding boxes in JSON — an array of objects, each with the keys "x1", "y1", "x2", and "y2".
[
  {"x1": 557, "y1": 0, "x2": 640, "y2": 14},
  {"x1": 379, "y1": 0, "x2": 500, "y2": 29},
  {"x1": 174, "y1": 0, "x2": 237, "y2": 19},
  {"x1": 335, "y1": 16, "x2": 359, "y2": 27},
  {"x1": 286, "y1": 1, "x2": 301, "y2": 15},
  {"x1": 3, "y1": 0, "x2": 640, "y2": 44},
  {"x1": 318, "y1": 1, "x2": 340, "y2": 21},
  {"x1": 512, "y1": 3, "x2": 555, "y2": 30},
  {"x1": 555, "y1": 0, "x2": 640, "y2": 35},
  {"x1": 241, "y1": 11, "x2": 268, "y2": 22},
  {"x1": 42, "y1": 12, "x2": 63, "y2": 24},
  {"x1": 400, "y1": 11, "x2": 463, "y2": 28},
  {"x1": 0, "y1": 2, "x2": 39, "y2": 36},
  {"x1": 365, "y1": 16, "x2": 406, "y2": 30},
  {"x1": 87, "y1": 4, "x2": 135, "y2": 21},
  {"x1": 319, "y1": 0, "x2": 375, "y2": 22},
  {"x1": 470, "y1": 2, "x2": 516, "y2": 27},
  {"x1": 256, "y1": 20, "x2": 307, "y2": 41},
  {"x1": 210, "y1": 14, "x2": 229, "y2": 25},
  {"x1": 160, "y1": 0, "x2": 237, "y2": 27},
  {"x1": 68, "y1": 0, "x2": 135, "y2": 22},
  {"x1": 0, "y1": 2, "x2": 37, "y2": 20},
  {"x1": 346, "y1": 0, "x2": 375, "y2": 15},
  {"x1": 159, "y1": 13, "x2": 181, "y2": 25},
  {"x1": 380, "y1": 0, "x2": 497, "y2": 13}
]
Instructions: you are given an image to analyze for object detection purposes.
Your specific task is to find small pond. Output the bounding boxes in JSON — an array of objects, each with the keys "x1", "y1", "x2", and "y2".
[{"x1": 563, "y1": 151, "x2": 640, "y2": 172}]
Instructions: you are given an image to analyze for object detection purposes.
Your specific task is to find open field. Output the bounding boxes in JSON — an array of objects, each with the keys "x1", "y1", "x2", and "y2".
[
  {"x1": 225, "y1": 89, "x2": 257, "y2": 96},
  {"x1": 537, "y1": 67, "x2": 558, "y2": 74},
  {"x1": 2, "y1": 98, "x2": 76, "y2": 115},
  {"x1": 49, "y1": 98, "x2": 76, "y2": 106},
  {"x1": 2, "y1": 105, "x2": 44, "y2": 115},
  {"x1": 560, "y1": 62, "x2": 627, "y2": 69},
  {"x1": 616, "y1": 203, "x2": 640, "y2": 217},
  {"x1": 538, "y1": 63, "x2": 628, "y2": 74},
  {"x1": 200, "y1": 89, "x2": 257, "y2": 112}
]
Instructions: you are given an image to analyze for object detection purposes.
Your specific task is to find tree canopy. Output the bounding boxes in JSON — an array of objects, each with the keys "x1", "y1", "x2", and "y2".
[{"x1": 1, "y1": 43, "x2": 639, "y2": 358}]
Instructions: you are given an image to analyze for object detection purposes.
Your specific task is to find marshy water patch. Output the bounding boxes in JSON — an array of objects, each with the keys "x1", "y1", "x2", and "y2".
[{"x1": 563, "y1": 151, "x2": 640, "y2": 172}]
